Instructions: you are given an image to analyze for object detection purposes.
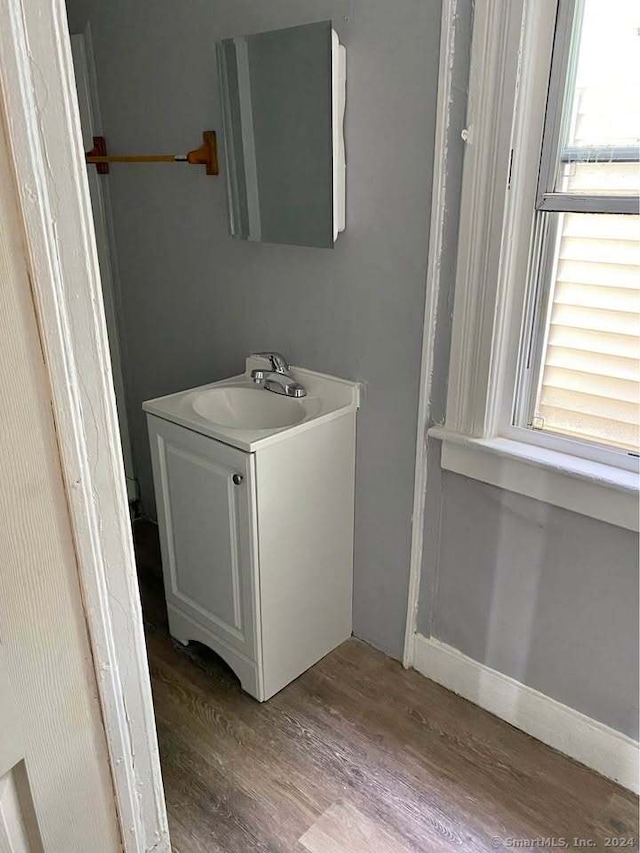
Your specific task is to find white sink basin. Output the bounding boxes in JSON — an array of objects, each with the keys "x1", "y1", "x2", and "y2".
[
  {"x1": 192, "y1": 386, "x2": 306, "y2": 430},
  {"x1": 143, "y1": 358, "x2": 360, "y2": 452}
]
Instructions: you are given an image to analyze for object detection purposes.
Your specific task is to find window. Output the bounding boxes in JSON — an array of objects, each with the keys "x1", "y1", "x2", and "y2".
[
  {"x1": 515, "y1": 0, "x2": 640, "y2": 456},
  {"x1": 431, "y1": 0, "x2": 639, "y2": 531}
]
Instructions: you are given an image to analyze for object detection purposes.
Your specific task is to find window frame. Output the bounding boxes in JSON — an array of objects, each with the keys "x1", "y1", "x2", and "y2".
[
  {"x1": 431, "y1": 0, "x2": 639, "y2": 531},
  {"x1": 514, "y1": 0, "x2": 640, "y2": 459},
  {"x1": 536, "y1": 0, "x2": 639, "y2": 216}
]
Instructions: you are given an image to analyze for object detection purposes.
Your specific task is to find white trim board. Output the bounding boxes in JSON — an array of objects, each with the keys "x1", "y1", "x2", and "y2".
[
  {"x1": 431, "y1": 427, "x2": 639, "y2": 532},
  {"x1": 403, "y1": 0, "x2": 459, "y2": 669},
  {"x1": 413, "y1": 634, "x2": 639, "y2": 794},
  {"x1": 0, "y1": 0, "x2": 169, "y2": 849},
  {"x1": 443, "y1": 0, "x2": 527, "y2": 438}
]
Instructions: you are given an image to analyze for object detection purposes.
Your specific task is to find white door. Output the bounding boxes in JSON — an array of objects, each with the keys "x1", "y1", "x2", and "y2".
[
  {"x1": 147, "y1": 415, "x2": 259, "y2": 662},
  {"x1": 0, "y1": 110, "x2": 121, "y2": 850},
  {"x1": 70, "y1": 30, "x2": 137, "y2": 503}
]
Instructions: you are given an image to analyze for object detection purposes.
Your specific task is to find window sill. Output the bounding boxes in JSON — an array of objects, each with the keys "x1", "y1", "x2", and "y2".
[{"x1": 428, "y1": 426, "x2": 639, "y2": 531}]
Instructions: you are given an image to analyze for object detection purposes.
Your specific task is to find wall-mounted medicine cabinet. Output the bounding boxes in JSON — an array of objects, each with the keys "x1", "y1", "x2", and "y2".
[{"x1": 217, "y1": 21, "x2": 346, "y2": 249}]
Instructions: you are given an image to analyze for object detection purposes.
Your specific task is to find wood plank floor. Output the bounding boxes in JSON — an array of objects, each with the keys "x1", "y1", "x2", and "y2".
[{"x1": 134, "y1": 521, "x2": 639, "y2": 852}]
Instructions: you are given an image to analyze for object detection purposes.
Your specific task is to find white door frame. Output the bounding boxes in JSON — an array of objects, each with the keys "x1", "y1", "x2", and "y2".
[
  {"x1": 0, "y1": 1, "x2": 169, "y2": 851},
  {"x1": 70, "y1": 27, "x2": 138, "y2": 503}
]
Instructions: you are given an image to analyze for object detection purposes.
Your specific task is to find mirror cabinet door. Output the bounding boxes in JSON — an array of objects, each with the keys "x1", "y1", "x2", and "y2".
[{"x1": 217, "y1": 21, "x2": 336, "y2": 248}]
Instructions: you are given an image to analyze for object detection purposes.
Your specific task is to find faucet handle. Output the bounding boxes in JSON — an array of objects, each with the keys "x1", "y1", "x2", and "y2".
[{"x1": 252, "y1": 351, "x2": 290, "y2": 373}]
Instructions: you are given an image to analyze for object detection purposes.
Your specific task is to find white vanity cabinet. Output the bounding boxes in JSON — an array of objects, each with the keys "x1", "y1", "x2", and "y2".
[{"x1": 145, "y1": 365, "x2": 358, "y2": 701}]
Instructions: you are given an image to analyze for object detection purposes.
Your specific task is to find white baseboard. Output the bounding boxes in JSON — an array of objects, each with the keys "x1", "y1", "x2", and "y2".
[{"x1": 412, "y1": 633, "x2": 639, "y2": 793}]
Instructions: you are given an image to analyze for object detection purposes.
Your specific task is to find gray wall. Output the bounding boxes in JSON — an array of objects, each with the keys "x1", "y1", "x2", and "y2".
[
  {"x1": 65, "y1": 0, "x2": 442, "y2": 658},
  {"x1": 419, "y1": 455, "x2": 640, "y2": 739},
  {"x1": 416, "y1": 0, "x2": 639, "y2": 740}
]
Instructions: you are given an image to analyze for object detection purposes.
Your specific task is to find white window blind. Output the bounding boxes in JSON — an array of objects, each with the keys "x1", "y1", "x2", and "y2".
[{"x1": 536, "y1": 209, "x2": 640, "y2": 451}]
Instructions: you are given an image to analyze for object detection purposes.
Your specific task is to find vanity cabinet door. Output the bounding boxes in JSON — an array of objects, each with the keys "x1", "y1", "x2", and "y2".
[{"x1": 147, "y1": 415, "x2": 258, "y2": 662}]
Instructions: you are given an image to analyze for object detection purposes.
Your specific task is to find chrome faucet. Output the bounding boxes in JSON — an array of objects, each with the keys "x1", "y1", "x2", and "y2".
[{"x1": 250, "y1": 351, "x2": 307, "y2": 398}]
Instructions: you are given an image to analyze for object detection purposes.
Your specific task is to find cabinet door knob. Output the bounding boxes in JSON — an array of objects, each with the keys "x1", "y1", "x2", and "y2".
[{"x1": 232, "y1": 473, "x2": 243, "y2": 485}]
